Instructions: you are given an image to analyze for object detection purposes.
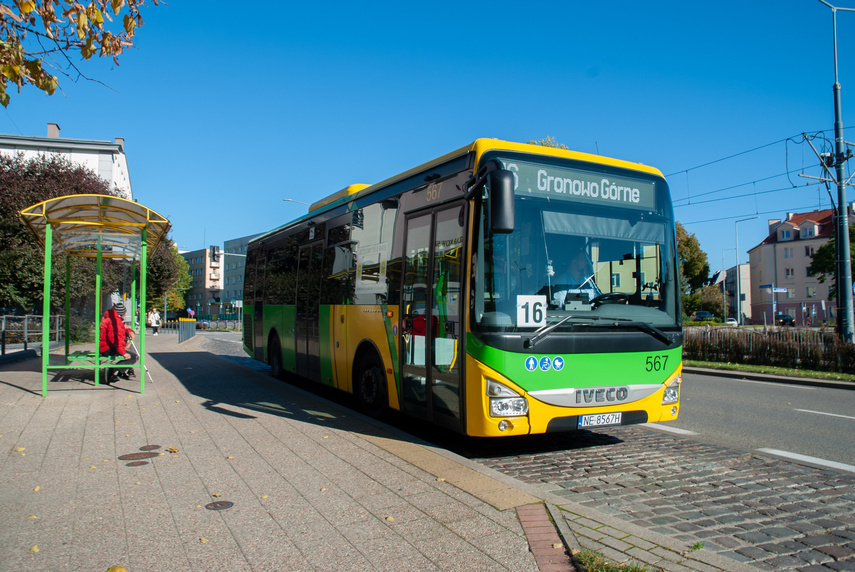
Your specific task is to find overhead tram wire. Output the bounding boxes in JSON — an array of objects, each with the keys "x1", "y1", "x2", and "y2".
[
  {"x1": 681, "y1": 203, "x2": 824, "y2": 226},
  {"x1": 674, "y1": 179, "x2": 827, "y2": 208},
  {"x1": 669, "y1": 127, "x2": 855, "y2": 206},
  {"x1": 665, "y1": 126, "x2": 855, "y2": 178},
  {"x1": 672, "y1": 166, "x2": 817, "y2": 206}
]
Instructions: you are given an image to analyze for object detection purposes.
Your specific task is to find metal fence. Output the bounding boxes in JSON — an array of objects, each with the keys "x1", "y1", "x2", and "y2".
[
  {"x1": 1, "y1": 315, "x2": 64, "y2": 355},
  {"x1": 683, "y1": 326, "x2": 855, "y2": 374}
]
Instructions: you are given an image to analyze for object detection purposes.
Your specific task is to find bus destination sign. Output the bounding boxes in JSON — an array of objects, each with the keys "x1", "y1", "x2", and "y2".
[{"x1": 502, "y1": 159, "x2": 657, "y2": 210}]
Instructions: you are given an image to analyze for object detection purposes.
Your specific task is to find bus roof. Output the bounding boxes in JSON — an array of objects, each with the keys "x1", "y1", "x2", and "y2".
[{"x1": 252, "y1": 138, "x2": 665, "y2": 244}]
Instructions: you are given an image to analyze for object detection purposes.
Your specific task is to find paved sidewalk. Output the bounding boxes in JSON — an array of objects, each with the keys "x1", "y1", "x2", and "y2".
[{"x1": 0, "y1": 333, "x2": 753, "y2": 571}]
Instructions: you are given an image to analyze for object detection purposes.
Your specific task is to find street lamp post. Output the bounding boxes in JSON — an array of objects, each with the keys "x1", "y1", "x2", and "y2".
[
  {"x1": 722, "y1": 248, "x2": 736, "y2": 320},
  {"x1": 818, "y1": 0, "x2": 855, "y2": 343},
  {"x1": 735, "y1": 217, "x2": 757, "y2": 326}
]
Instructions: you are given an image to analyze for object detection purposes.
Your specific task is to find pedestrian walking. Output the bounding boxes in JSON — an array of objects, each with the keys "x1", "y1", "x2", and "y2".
[{"x1": 148, "y1": 308, "x2": 162, "y2": 336}]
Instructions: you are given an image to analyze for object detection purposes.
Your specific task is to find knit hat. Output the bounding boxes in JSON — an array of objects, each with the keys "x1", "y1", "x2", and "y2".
[{"x1": 114, "y1": 301, "x2": 126, "y2": 315}]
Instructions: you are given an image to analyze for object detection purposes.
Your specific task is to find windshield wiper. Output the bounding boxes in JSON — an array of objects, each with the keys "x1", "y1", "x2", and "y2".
[
  {"x1": 575, "y1": 318, "x2": 673, "y2": 346},
  {"x1": 524, "y1": 315, "x2": 673, "y2": 348}
]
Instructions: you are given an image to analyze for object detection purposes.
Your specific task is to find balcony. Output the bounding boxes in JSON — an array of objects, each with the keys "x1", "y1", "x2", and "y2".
[{"x1": 210, "y1": 272, "x2": 220, "y2": 280}]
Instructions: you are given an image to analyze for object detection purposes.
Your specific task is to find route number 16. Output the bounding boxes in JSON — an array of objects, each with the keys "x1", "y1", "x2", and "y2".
[{"x1": 517, "y1": 296, "x2": 547, "y2": 327}]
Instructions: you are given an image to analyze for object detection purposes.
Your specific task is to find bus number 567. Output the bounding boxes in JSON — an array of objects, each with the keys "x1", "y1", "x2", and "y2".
[{"x1": 645, "y1": 355, "x2": 668, "y2": 372}]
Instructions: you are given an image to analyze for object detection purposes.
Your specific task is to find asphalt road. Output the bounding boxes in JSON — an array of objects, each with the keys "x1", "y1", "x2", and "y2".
[
  {"x1": 652, "y1": 372, "x2": 855, "y2": 469},
  {"x1": 198, "y1": 330, "x2": 855, "y2": 470}
]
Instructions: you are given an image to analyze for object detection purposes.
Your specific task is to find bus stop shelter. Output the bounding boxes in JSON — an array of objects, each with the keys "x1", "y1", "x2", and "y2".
[{"x1": 19, "y1": 194, "x2": 171, "y2": 396}]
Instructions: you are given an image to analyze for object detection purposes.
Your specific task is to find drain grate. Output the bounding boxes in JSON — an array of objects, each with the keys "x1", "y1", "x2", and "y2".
[
  {"x1": 126, "y1": 460, "x2": 149, "y2": 467},
  {"x1": 205, "y1": 501, "x2": 234, "y2": 511},
  {"x1": 139, "y1": 445, "x2": 161, "y2": 451}
]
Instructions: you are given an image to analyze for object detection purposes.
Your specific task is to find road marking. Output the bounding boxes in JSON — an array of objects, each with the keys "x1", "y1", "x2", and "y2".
[
  {"x1": 794, "y1": 408, "x2": 855, "y2": 421},
  {"x1": 644, "y1": 423, "x2": 697, "y2": 435},
  {"x1": 756, "y1": 448, "x2": 855, "y2": 473}
]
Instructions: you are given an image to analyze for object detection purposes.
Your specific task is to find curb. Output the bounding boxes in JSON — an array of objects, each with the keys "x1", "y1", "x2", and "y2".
[{"x1": 683, "y1": 366, "x2": 855, "y2": 390}]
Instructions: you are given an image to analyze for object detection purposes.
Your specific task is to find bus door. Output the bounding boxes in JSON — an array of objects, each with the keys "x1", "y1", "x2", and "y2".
[
  {"x1": 400, "y1": 203, "x2": 465, "y2": 431},
  {"x1": 296, "y1": 240, "x2": 324, "y2": 380}
]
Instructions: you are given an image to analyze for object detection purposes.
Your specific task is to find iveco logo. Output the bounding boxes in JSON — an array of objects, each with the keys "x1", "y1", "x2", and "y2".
[{"x1": 576, "y1": 387, "x2": 630, "y2": 404}]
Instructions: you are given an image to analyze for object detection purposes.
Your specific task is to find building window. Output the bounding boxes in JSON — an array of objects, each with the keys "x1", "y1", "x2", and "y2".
[
  {"x1": 785, "y1": 268, "x2": 794, "y2": 278},
  {"x1": 784, "y1": 247, "x2": 793, "y2": 259},
  {"x1": 611, "y1": 273, "x2": 621, "y2": 288},
  {"x1": 781, "y1": 230, "x2": 791, "y2": 239},
  {"x1": 807, "y1": 286, "x2": 817, "y2": 298},
  {"x1": 805, "y1": 246, "x2": 815, "y2": 256},
  {"x1": 786, "y1": 288, "x2": 795, "y2": 299},
  {"x1": 806, "y1": 267, "x2": 811, "y2": 277}
]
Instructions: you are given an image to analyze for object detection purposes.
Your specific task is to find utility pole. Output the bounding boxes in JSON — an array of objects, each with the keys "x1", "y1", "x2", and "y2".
[
  {"x1": 735, "y1": 217, "x2": 757, "y2": 325},
  {"x1": 818, "y1": 0, "x2": 855, "y2": 343}
]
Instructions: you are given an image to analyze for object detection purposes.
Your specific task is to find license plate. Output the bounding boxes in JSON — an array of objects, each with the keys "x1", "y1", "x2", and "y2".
[{"x1": 578, "y1": 412, "x2": 622, "y2": 428}]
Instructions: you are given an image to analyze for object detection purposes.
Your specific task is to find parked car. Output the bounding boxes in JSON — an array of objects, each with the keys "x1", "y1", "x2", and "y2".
[
  {"x1": 775, "y1": 313, "x2": 794, "y2": 327},
  {"x1": 725, "y1": 318, "x2": 738, "y2": 327},
  {"x1": 692, "y1": 311, "x2": 714, "y2": 321}
]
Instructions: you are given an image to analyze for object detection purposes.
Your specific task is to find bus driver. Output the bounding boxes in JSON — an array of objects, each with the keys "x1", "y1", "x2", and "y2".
[{"x1": 551, "y1": 247, "x2": 602, "y2": 307}]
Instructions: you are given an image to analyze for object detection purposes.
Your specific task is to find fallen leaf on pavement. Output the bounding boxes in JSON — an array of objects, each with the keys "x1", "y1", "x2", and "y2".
[
  {"x1": 33, "y1": 486, "x2": 40, "y2": 492},
  {"x1": 30, "y1": 545, "x2": 38, "y2": 553},
  {"x1": 199, "y1": 537, "x2": 209, "y2": 544}
]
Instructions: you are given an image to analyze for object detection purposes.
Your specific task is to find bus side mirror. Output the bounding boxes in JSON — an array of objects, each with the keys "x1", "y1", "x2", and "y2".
[{"x1": 489, "y1": 170, "x2": 515, "y2": 234}]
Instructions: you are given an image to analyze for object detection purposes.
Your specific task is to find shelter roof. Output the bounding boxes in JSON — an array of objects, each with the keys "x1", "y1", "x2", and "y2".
[{"x1": 19, "y1": 194, "x2": 171, "y2": 259}]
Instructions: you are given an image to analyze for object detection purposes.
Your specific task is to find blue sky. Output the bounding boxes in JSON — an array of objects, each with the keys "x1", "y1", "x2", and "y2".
[{"x1": 3, "y1": 0, "x2": 854, "y2": 275}]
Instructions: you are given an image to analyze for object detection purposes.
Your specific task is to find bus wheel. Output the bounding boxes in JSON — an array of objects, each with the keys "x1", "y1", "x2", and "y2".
[
  {"x1": 269, "y1": 337, "x2": 283, "y2": 380},
  {"x1": 357, "y1": 352, "x2": 387, "y2": 417}
]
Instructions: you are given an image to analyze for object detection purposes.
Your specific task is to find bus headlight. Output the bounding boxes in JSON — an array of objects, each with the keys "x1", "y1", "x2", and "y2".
[
  {"x1": 487, "y1": 379, "x2": 529, "y2": 417},
  {"x1": 662, "y1": 376, "x2": 681, "y2": 404}
]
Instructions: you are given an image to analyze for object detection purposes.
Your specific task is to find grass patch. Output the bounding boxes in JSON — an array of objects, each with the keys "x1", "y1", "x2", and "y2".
[
  {"x1": 684, "y1": 360, "x2": 855, "y2": 382},
  {"x1": 576, "y1": 549, "x2": 654, "y2": 572}
]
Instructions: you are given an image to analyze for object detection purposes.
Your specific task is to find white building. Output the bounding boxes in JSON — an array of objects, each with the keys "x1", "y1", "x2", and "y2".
[
  {"x1": 748, "y1": 206, "x2": 854, "y2": 326},
  {"x1": 717, "y1": 263, "x2": 751, "y2": 322},
  {"x1": 0, "y1": 122, "x2": 133, "y2": 199},
  {"x1": 223, "y1": 234, "x2": 261, "y2": 314},
  {"x1": 181, "y1": 247, "x2": 220, "y2": 318}
]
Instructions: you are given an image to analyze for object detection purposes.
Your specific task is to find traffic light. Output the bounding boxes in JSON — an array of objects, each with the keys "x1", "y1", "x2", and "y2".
[{"x1": 211, "y1": 245, "x2": 219, "y2": 262}]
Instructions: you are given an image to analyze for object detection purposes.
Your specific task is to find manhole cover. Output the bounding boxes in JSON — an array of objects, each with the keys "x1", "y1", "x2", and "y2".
[
  {"x1": 118, "y1": 452, "x2": 160, "y2": 461},
  {"x1": 139, "y1": 445, "x2": 161, "y2": 451},
  {"x1": 205, "y1": 501, "x2": 234, "y2": 511},
  {"x1": 126, "y1": 460, "x2": 149, "y2": 467}
]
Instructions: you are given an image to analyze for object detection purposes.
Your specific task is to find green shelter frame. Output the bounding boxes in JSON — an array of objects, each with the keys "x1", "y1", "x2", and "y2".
[{"x1": 19, "y1": 194, "x2": 171, "y2": 396}]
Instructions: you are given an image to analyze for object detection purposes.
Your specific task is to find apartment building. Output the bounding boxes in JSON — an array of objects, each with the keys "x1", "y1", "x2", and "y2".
[
  {"x1": 222, "y1": 234, "x2": 261, "y2": 314},
  {"x1": 0, "y1": 122, "x2": 133, "y2": 199},
  {"x1": 748, "y1": 206, "x2": 854, "y2": 326},
  {"x1": 181, "y1": 247, "x2": 221, "y2": 319},
  {"x1": 180, "y1": 234, "x2": 260, "y2": 319}
]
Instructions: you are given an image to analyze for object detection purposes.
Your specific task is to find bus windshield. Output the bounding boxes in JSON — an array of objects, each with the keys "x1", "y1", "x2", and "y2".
[{"x1": 474, "y1": 156, "x2": 680, "y2": 332}]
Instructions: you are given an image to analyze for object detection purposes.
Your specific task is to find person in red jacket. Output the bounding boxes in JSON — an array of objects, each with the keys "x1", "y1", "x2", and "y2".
[{"x1": 99, "y1": 301, "x2": 136, "y2": 384}]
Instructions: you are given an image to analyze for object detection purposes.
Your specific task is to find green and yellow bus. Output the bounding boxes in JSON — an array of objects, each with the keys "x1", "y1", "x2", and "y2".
[{"x1": 243, "y1": 139, "x2": 682, "y2": 436}]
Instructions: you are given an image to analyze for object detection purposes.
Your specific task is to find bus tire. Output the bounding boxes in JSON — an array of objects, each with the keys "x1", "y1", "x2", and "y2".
[
  {"x1": 356, "y1": 351, "x2": 387, "y2": 418},
  {"x1": 269, "y1": 335, "x2": 284, "y2": 380}
]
